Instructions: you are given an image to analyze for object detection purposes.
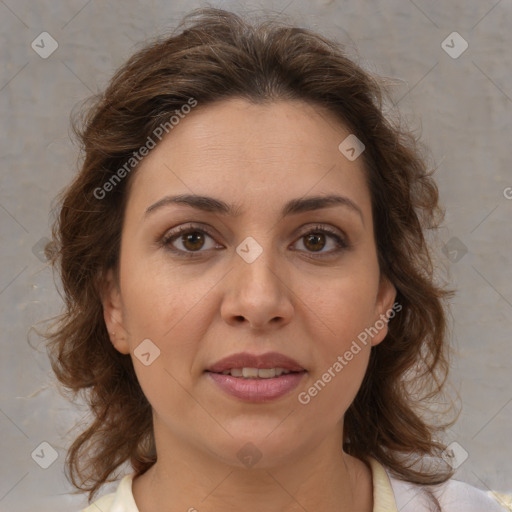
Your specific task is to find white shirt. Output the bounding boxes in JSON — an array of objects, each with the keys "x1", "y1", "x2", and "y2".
[{"x1": 81, "y1": 456, "x2": 512, "y2": 511}]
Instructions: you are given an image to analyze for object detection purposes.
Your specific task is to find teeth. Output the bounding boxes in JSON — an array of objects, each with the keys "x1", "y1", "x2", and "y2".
[
  {"x1": 242, "y1": 367, "x2": 259, "y2": 378},
  {"x1": 220, "y1": 367, "x2": 292, "y2": 378},
  {"x1": 257, "y1": 368, "x2": 276, "y2": 378}
]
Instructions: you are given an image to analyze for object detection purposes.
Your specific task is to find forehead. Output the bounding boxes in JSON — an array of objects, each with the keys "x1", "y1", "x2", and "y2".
[{"x1": 125, "y1": 98, "x2": 372, "y2": 219}]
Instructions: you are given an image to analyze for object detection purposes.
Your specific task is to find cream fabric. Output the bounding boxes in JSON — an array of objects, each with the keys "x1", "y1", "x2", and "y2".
[{"x1": 81, "y1": 457, "x2": 511, "y2": 511}]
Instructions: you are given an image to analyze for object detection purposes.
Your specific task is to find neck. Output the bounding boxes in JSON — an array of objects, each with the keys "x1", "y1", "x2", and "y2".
[{"x1": 132, "y1": 424, "x2": 373, "y2": 512}]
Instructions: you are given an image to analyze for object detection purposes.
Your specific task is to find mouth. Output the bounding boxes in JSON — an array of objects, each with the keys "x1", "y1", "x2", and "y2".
[
  {"x1": 205, "y1": 352, "x2": 307, "y2": 402},
  {"x1": 209, "y1": 367, "x2": 300, "y2": 378},
  {"x1": 206, "y1": 351, "x2": 306, "y2": 374}
]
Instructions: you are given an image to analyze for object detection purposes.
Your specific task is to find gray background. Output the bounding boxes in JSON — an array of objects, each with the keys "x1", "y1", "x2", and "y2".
[{"x1": 1, "y1": 0, "x2": 511, "y2": 510}]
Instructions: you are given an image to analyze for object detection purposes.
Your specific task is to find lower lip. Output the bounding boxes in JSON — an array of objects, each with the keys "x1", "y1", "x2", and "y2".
[{"x1": 207, "y1": 371, "x2": 306, "y2": 402}]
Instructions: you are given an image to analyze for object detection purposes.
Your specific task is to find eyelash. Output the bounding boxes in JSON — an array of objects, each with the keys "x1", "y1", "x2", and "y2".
[{"x1": 159, "y1": 223, "x2": 350, "y2": 259}]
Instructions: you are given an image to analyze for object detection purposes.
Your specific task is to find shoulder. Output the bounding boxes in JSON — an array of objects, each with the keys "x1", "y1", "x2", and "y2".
[
  {"x1": 80, "y1": 474, "x2": 138, "y2": 512},
  {"x1": 388, "y1": 469, "x2": 512, "y2": 512},
  {"x1": 367, "y1": 456, "x2": 511, "y2": 512},
  {"x1": 82, "y1": 493, "x2": 115, "y2": 512}
]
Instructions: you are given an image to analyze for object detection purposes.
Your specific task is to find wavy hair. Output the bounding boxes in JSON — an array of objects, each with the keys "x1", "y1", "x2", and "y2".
[{"x1": 44, "y1": 7, "x2": 457, "y2": 502}]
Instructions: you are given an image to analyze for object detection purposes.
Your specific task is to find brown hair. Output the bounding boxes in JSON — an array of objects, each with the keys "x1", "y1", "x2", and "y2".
[{"x1": 44, "y1": 7, "x2": 457, "y2": 502}]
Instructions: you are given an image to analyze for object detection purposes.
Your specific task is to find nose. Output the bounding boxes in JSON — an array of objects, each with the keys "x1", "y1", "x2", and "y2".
[{"x1": 220, "y1": 244, "x2": 294, "y2": 331}]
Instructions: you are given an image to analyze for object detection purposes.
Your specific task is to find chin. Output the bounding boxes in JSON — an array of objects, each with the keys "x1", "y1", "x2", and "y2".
[{"x1": 205, "y1": 429, "x2": 305, "y2": 471}]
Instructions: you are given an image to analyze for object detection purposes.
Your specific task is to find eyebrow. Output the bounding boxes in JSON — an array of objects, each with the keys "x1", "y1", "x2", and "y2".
[{"x1": 145, "y1": 193, "x2": 364, "y2": 224}]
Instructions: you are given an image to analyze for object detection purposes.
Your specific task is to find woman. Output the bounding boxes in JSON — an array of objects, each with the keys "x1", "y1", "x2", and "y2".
[{"x1": 44, "y1": 7, "x2": 511, "y2": 512}]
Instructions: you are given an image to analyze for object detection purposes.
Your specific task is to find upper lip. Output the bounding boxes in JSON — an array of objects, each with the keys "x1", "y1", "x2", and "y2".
[{"x1": 206, "y1": 351, "x2": 306, "y2": 373}]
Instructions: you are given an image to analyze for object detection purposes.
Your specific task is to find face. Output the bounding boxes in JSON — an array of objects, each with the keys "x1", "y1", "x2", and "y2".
[{"x1": 101, "y1": 98, "x2": 396, "y2": 469}]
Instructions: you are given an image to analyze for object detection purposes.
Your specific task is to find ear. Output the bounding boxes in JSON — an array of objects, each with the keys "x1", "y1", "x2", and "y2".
[
  {"x1": 99, "y1": 268, "x2": 130, "y2": 355},
  {"x1": 370, "y1": 274, "x2": 398, "y2": 347}
]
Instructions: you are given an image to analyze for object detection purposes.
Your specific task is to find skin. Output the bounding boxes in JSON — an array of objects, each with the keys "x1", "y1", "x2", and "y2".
[{"x1": 101, "y1": 98, "x2": 396, "y2": 512}]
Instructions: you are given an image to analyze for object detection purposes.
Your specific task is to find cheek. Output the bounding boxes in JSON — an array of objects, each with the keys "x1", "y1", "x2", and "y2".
[
  {"x1": 118, "y1": 259, "x2": 217, "y2": 396},
  {"x1": 119, "y1": 251, "x2": 216, "y2": 340},
  {"x1": 294, "y1": 271, "x2": 378, "y2": 410},
  {"x1": 304, "y1": 269, "x2": 379, "y2": 347}
]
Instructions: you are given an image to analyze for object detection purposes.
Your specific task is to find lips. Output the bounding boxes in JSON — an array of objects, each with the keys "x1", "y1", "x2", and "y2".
[
  {"x1": 205, "y1": 351, "x2": 307, "y2": 402},
  {"x1": 206, "y1": 351, "x2": 306, "y2": 374}
]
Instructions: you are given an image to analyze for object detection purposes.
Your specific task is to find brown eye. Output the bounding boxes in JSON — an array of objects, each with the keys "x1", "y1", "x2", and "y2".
[
  {"x1": 293, "y1": 226, "x2": 349, "y2": 256},
  {"x1": 160, "y1": 224, "x2": 349, "y2": 259},
  {"x1": 181, "y1": 231, "x2": 206, "y2": 251},
  {"x1": 161, "y1": 225, "x2": 220, "y2": 256},
  {"x1": 303, "y1": 233, "x2": 326, "y2": 252}
]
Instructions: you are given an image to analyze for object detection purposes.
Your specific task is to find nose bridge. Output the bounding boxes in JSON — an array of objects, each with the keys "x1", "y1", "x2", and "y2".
[
  {"x1": 221, "y1": 232, "x2": 293, "y2": 328},
  {"x1": 234, "y1": 233, "x2": 281, "y2": 294}
]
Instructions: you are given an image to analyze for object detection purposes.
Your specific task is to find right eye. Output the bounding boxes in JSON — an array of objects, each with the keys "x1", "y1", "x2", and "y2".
[{"x1": 160, "y1": 224, "x2": 223, "y2": 257}]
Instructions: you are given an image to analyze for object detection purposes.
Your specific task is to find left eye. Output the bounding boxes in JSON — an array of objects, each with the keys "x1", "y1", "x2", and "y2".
[
  {"x1": 294, "y1": 230, "x2": 346, "y2": 253},
  {"x1": 161, "y1": 225, "x2": 348, "y2": 257}
]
